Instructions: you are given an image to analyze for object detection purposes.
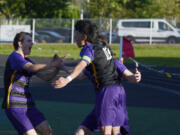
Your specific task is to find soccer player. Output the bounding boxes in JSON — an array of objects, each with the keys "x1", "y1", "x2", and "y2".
[
  {"x1": 75, "y1": 58, "x2": 140, "y2": 135},
  {"x1": 2, "y1": 32, "x2": 66, "y2": 135},
  {"x1": 53, "y1": 20, "x2": 141, "y2": 135}
]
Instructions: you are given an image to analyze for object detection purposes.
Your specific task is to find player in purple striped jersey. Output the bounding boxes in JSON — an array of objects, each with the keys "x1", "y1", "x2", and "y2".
[
  {"x1": 2, "y1": 32, "x2": 66, "y2": 135},
  {"x1": 53, "y1": 20, "x2": 141, "y2": 135}
]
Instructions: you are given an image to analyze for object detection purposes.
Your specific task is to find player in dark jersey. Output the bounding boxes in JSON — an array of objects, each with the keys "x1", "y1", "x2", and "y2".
[
  {"x1": 53, "y1": 20, "x2": 141, "y2": 135},
  {"x1": 74, "y1": 59, "x2": 130, "y2": 135},
  {"x1": 2, "y1": 32, "x2": 66, "y2": 135}
]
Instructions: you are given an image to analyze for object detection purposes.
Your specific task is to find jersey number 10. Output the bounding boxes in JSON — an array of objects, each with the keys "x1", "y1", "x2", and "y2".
[{"x1": 102, "y1": 47, "x2": 112, "y2": 60}]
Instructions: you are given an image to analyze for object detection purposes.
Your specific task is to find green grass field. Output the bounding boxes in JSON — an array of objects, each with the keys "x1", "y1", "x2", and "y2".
[{"x1": 0, "y1": 44, "x2": 180, "y2": 67}]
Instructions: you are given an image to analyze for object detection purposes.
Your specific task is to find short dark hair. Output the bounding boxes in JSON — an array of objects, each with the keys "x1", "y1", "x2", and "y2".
[
  {"x1": 75, "y1": 20, "x2": 99, "y2": 43},
  {"x1": 13, "y1": 32, "x2": 31, "y2": 50}
]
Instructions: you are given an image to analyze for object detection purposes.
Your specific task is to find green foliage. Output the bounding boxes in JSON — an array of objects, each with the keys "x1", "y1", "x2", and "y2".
[
  {"x1": 87, "y1": 0, "x2": 122, "y2": 18},
  {"x1": 0, "y1": 0, "x2": 23, "y2": 19},
  {"x1": 61, "y1": 8, "x2": 80, "y2": 18},
  {"x1": 20, "y1": 0, "x2": 69, "y2": 18},
  {"x1": 1, "y1": 0, "x2": 180, "y2": 19},
  {"x1": 81, "y1": 0, "x2": 180, "y2": 18},
  {"x1": 154, "y1": 0, "x2": 180, "y2": 18},
  {"x1": 0, "y1": 0, "x2": 70, "y2": 19}
]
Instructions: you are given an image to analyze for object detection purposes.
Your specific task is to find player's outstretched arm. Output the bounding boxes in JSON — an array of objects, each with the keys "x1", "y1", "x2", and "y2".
[
  {"x1": 35, "y1": 55, "x2": 68, "y2": 82},
  {"x1": 23, "y1": 56, "x2": 65, "y2": 73},
  {"x1": 52, "y1": 60, "x2": 87, "y2": 89},
  {"x1": 36, "y1": 67, "x2": 60, "y2": 82},
  {"x1": 22, "y1": 55, "x2": 67, "y2": 82}
]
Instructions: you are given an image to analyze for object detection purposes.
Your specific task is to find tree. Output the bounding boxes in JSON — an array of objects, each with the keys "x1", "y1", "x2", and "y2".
[
  {"x1": 1, "y1": 0, "x2": 180, "y2": 19},
  {"x1": 155, "y1": 0, "x2": 180, "y2": 18},
  {"x1": 122, "y1": 0, "x2": 155, "y2": 18},
  {"x1": 0, "y1": 0, "x2": 23, "y2": 20},
  {"x1": 86, "y1": 0, "x2": 123, "y2": 18},
  {"x1": 85, "y1": 0, "x2": 156, "y2": 18},
  {"x1": 20, "y1": 0, "x2": 69, "y2": 18},
  {"x1": 0, "y1": 0, "x2": 70, "y2": 19}
]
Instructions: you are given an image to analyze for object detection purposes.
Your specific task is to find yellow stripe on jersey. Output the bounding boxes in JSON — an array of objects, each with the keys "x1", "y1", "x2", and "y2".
[
  {"x1": 82, "y1": 56, "x2": 91, "y2": 63},
  {"x1": 7, "y1": 70, "x2": 17, "y2": 108},
  {"x1": 91, "y1": 62, "x2": 100, "y2": 89}
]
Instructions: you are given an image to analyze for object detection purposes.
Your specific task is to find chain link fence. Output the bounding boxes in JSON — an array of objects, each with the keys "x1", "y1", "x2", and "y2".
[{"x1": 1, "y1": 18, "x2": 180, "y2": 45}]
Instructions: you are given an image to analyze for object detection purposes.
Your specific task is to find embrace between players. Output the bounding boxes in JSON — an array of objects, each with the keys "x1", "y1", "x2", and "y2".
[{"x1": 2, "y1": 20, "x2": 141, "y2": 135}]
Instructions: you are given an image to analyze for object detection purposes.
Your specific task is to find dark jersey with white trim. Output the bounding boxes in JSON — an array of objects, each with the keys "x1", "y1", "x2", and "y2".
[
  {"x1": 80, "y1": 40, "x2": 121, "y2": 90},
  {"x1": 83, "y1": 59, "x2": 127, "y2": 89}
]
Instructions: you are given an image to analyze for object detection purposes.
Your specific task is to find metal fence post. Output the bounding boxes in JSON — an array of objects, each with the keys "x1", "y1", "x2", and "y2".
[
  {"x1": 109, "y1": 18, "x2": 112, "y2": 44},
  {"x1": 32, "y1": 19, "x2": 36, "y2": 43},
  {"x1": 119, "y1": 36, "x2": 123, "y2": 61},
  {"x1": 80, "y1": 0, "x2": 84, "y2": 20},
  {"x1": 149, "y1": 18, "x2": 152, "y2": 45},
  {"x1": 71, "y1": 19, "x2": 75, "y2": 44}
]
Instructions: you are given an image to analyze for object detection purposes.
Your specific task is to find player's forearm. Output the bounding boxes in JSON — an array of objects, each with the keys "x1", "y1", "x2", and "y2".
[
  {"x1": 31, "y1": 64, "x2": 50, "y2": 72},
  {"x1": 49, "y1": 68, "x2": 60, "y2": 78},
  {"x1": 24, "y1": 63, "x2": 52, "y2": 73},
  {"x1": 37, "y1": 68, "x2": 60, "y2": 82},
  {"x1": 67, "y1": 60, "x2": 87, "y2": 81}
]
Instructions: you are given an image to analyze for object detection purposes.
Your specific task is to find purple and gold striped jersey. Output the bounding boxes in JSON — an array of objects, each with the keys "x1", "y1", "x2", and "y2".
[{"x1": 2, "y1": 52, "x2": 36, "y2": 109}]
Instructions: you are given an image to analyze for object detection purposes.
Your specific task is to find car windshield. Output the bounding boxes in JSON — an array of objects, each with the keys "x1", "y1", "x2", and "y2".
[
  {"x1": 48, "y1": 31, "x2": 62, "y2": 37},
  {"x1": 166, "y1": 20, "x2": 177, "y2": 29}
]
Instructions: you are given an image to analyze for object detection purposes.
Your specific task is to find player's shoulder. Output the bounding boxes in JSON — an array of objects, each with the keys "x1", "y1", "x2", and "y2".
[
  {"x1": 25, "y1": 57, "x2": 34, "y2": 63},
  {"x1": 85, "y1": 43, "x2": 93, "y2": 50},
  {"x1": 81, "y1": 44, "x2": 93, "y2": 53},
  {"x1": 9, "y1": 51, "x2": 22, "y2": 60}
]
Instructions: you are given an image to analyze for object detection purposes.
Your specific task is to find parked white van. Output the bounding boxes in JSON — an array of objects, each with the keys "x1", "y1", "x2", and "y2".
[{"x1": 117, "y1": 19, "x2": 180, "y2": 44}]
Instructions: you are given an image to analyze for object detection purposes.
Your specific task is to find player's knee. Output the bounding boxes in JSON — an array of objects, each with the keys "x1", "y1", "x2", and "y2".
[
  {"x1": 48, "y1": 125, "x2": 53, "y2": 135},
  {"x1": 24, "y1": 129, "x2": 38, "y2": 135},
  {"x1": 38, "y1": 125, "x2": 53, "y2": 135},
  {"x1": 44, "y1": 125, "x2": 53, "y2": 135},
  {"x1": 75, "y1": 128, "x2": 85, "y2": 135},
  {"x1": 112, "y1": 126, "x2": 121, "y2": 135},
  {"x1": 75, "y1": 126, "x2": 92, "y2": 135},
  {"x1": 101, "y1": 126, "x2": 112, "y2": 135}
]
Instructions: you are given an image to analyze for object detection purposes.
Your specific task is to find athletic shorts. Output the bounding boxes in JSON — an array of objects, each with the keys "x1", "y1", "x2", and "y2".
[
  {"x1": 81, "y1": 109, "x2": 99, "y2": 132},
  {"x1": 81, "y1": 84, "x2": 129, "y2": 134},
  {"x1": 5, "y1": 107, "x2": 46, "y2": 135}
]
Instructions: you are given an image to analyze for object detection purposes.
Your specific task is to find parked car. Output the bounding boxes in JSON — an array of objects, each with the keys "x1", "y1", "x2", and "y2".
[
  {"x1": 33, "y1": 32, "x2": 51, "y2": 43},
  {"x1": 37, "y1": 30, "x2": 65, "y2": 43},
  {"x1": 37, "y1": 27, "x2": 72, "y2": 42},
  {"x1": 117, "y1": 19, "x2": 180, "y2": 44}
]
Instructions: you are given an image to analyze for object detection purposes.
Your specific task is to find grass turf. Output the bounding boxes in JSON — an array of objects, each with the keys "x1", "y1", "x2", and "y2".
[{"x1": 0, "y1": 44, "x2": 180, "y2": 67}]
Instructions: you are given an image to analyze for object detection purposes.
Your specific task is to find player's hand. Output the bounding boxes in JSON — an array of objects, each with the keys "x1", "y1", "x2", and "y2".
[
  {"x1": 51, "y1": 54, "x2": 66, "y2": 68},
  {"x1": 134, "y1": 68, "x2": 141, "y2": 82},
  {"x1": 52, "y1": 77, "x2": 69, "y2": 89},
  {"x1": 51, "y1": 54, "x2": 70, "y2": 73}
]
